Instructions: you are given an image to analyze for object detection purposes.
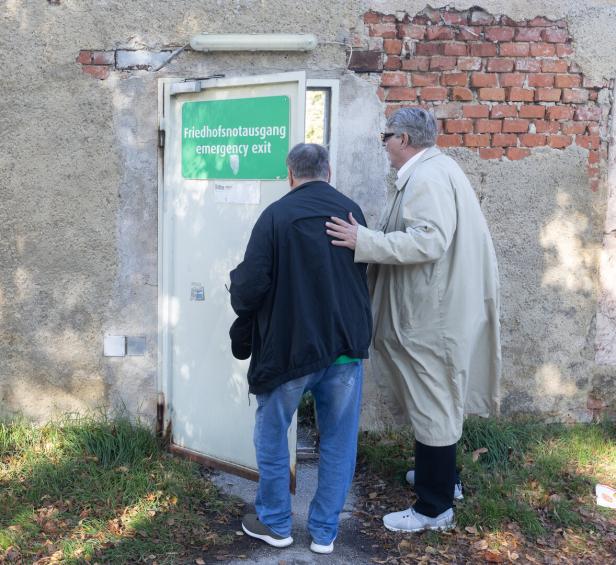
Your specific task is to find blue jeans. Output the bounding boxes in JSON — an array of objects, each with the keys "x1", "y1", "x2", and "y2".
[{"x1": 253, "y1": 362, "x2": 363, "y2": 545}]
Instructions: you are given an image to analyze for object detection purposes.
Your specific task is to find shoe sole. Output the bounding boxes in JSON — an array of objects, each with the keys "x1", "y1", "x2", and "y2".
[
  {"x1": 241, "y1": 523, "x2": 293, "y2": 548},
  {"x1": 383, "y1": 522, "x2": 456, "y2": 533}
]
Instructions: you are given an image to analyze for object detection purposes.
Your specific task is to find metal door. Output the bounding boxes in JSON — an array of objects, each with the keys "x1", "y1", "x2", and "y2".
[{"x1": 159, "y1": 72, "x2": 306, "y2": 482}]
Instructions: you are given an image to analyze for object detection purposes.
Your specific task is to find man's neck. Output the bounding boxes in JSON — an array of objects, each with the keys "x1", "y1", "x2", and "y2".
[
  {"x1": 398, "y1": 147, "x2": 423, "y2": 169},
  {"x1": 396, "y1": 147, "x2": 428, "y2": 178}
]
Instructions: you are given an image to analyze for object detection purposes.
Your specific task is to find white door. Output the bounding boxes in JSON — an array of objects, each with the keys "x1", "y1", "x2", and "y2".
[{"x1": 159, "y1": 72, "x2": 306, "y2": 482}]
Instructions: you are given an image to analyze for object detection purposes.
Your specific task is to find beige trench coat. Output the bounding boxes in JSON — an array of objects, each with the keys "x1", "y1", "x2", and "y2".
[{"x1": 355, "y1": 147, "x2": 501, "y2": 446}]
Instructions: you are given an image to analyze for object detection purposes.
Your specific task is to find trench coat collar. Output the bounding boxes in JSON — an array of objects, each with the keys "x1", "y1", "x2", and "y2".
[{"x1": 395, "y1": 146, "x2": 442, "y2": 191}]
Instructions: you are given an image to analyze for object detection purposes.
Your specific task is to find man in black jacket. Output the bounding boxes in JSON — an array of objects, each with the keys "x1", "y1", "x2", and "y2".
[{"x1": 229, "y1": 143, "x2": 372, "y2": 554}]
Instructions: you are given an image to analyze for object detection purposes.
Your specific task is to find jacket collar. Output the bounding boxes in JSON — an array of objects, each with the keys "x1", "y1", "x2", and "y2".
[
  {"x1": 283, "y1": 179, "x2": 330, "y2": 198},
  {"x1": 395, "y1": 146, "x2": 441, "y2": 191}
]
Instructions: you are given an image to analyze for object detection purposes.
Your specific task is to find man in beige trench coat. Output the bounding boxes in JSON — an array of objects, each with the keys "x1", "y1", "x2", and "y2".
[{"x1": 326, "y1": 107, "x2": 501, "y2": 533}]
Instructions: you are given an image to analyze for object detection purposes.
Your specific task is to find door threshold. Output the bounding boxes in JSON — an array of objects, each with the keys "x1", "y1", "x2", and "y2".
[{"x1": 170, "y1": 443, "x2": 259, "y2": 482}]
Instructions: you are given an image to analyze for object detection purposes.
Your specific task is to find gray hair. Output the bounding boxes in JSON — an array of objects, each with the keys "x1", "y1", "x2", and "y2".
[
  {"x1": 286, "y1": 143, "x2": 330, "y2": 181},
  {"x1": 386, "y1": 107, "x2": 437, "y2": 148}
]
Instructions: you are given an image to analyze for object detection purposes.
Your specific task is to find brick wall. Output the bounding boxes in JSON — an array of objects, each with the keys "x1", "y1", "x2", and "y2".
[
  {"x1": 77, "y1": 50, "x2": 114, "y2": 80},
  {"x1": 351, "y1": 7, "x2": 612, "y2": 191},
  {"x1": 76, "y1": 49, "x2": 173, "y2": 78}
]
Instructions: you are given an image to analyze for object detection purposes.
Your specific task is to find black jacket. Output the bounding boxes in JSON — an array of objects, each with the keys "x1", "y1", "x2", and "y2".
[{"x1": 229, "y1": 180, "x2": 372, "y2": 394}]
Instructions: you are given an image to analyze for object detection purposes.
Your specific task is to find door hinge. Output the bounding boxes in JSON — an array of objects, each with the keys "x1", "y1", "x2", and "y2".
[{"x1": 156, "y1": 391, "x2": 165, "y2": 437}]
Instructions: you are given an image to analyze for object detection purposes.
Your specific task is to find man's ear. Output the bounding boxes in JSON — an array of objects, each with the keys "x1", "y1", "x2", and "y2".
[
  {"x1": 327, "y1": 165, "x2": 332, "y2": 183},
  {"x1": 287, "y1": 167, "x2": 294, "y2": 187}
]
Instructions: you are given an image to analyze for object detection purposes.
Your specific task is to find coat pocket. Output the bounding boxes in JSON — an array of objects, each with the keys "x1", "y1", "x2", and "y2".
[{"x1": 393, "y1": 269, "x2": 414, "y2": 331}]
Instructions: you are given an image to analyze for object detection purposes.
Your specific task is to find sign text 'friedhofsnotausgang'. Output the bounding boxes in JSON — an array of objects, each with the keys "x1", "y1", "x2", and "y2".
[{"x1": 182, "y1": 96, "x2": 290, "y2": 180}]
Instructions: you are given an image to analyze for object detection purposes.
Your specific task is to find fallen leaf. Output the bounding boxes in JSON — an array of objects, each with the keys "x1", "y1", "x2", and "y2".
[
  {"x1": 195, "y1": 559, "x2": 205, "y2": 565},
  {"x1": 398, "y1": 540, "x2": 411, "y2": 552},
  {"x1": 108, "y1": 519, "x2": 123, "y2": 535},
  {"x1": 5, "y1": 547, "x2": 20, "y2": 562},
  {"x1": 508, "y1": 551, "x2": 519, "y2": 561},
  {"x1": 235, "y1": 530, "x2": 244, "y2": 536},
  {"x1": 549, "y1": 494, "x2": 561, "y2": 502},
  {"x1": 43, "y1": 520, "x2": 59, "y2": 534},
  {"x1": 465, "y1": 525, "x2": 479, "y2": 535},
  {"x1": 472, "y1": 539, "x2": 488, "y2": 551},
  {"x1": 483, "y1": 550, "x2": 505, "y2": 563},
  {"x1": 368, "y1": 492, "x2": 378, "y2": 499},
  {"x1": 472, "y1": 447, "x2": 489, "y2": 462}
]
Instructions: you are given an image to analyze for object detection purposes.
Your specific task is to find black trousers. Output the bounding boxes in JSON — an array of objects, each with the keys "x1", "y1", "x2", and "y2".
[{"x1": 413, "y1": 439, "x2": 457, "y2": 517}]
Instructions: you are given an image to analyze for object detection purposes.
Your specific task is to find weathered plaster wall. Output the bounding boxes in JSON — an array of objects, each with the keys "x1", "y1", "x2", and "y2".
[
  {"x1": 463, "y1": 145, "x2": 606, "y2": 419},
  {"x1": 347, "y1": 3, "x2": 616, "y2": 426},
  {"x1": 1, "y1": 0, "x2": 615, "y2": 427}
]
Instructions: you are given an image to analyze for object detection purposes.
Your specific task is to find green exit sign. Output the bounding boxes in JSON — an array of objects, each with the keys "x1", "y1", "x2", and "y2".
[{"x1": 182, "y1": 95, "x2": 290, "y2": 180}]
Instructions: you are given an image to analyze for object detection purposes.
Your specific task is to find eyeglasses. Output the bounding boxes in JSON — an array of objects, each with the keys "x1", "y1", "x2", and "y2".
[{"x1": 380, "y1": 132, "x2": 396, "y2": 143}]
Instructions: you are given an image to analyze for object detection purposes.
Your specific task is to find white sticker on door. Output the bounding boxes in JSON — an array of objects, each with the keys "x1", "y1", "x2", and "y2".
[{"x1": 213, "y1": 181, "x2": 261, "y2": 204}]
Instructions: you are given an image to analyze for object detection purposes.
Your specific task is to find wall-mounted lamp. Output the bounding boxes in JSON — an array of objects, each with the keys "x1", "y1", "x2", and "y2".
[
  {"x1": 189, "y1": 33, "x2": 318, "y2": 52},
  {"x1": 153, "y1": 33, "x2": 319, "y2": 72}
]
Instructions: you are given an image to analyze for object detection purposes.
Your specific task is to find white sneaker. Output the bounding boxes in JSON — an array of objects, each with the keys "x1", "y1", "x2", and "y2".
[
  {"x1": 405, "y1": 470, "x2": 464, "y2": 500},
  {"x1": 310, "y1": 540, "x2": 334, "y2": 554},
  {"x1": 383, "y1": 507, "x2": 455, "y2": 533}
]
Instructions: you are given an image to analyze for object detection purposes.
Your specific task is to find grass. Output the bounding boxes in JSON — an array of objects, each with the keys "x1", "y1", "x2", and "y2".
[
  {"x1": 357, "y1": 417, "x2": 616, "y2": 539},
  {"x1": 2, "y1": 414, "x2": 615, "y2": 562},
  {"x1": 298, "y1": 391, "x2": 316, "y2": 428},
  {"x1": 0, "y1": 415, "x2": 239, "y2": 564}
]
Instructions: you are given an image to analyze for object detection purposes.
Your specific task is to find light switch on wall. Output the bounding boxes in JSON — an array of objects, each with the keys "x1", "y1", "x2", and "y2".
[{"x1": 103, "y1": 336, "x2": 126, "y2": 357}]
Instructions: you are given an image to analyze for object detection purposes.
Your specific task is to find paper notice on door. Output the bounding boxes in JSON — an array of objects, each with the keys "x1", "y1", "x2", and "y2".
[{"x1": 213, "y1": 181, "x2": 260, "y2": 204}]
